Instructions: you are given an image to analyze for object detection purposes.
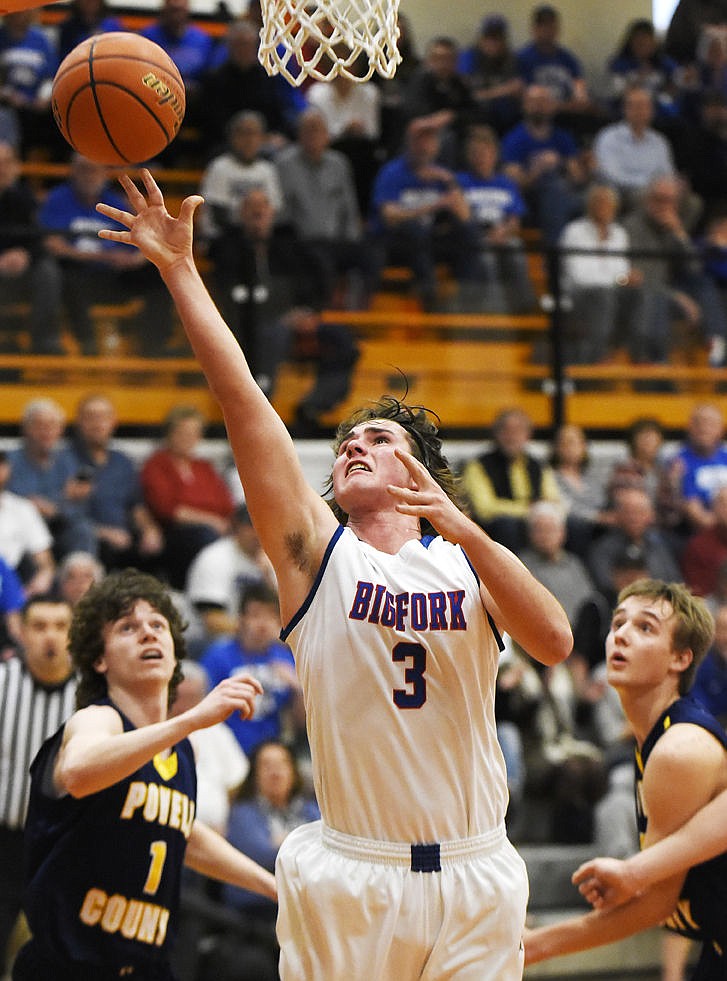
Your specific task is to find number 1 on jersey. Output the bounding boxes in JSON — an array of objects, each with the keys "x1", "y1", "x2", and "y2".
[{"x1": 143, "y1": 841, "x2": 167, "y2": 895}]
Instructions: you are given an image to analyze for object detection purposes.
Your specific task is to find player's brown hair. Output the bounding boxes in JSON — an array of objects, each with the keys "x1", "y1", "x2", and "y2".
[
  {"x1": 71, "y1": 568, "x2": 187, "y2": 710},
  {"x1": 325, "y1": 395, "x2": 463, "y2": 534},
  {"x1": 617, "y1": 578, "x2": 715, "y2": 694}
]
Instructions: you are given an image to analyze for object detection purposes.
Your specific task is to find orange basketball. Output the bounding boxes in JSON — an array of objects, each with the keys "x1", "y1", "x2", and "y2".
[{"x1": 51, "y1": 32, "x2": 186, "y2": 166}]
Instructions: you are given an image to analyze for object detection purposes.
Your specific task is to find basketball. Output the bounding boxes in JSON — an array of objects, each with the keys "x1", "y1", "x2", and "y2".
[{"x1": 51, "y1": 32, "x2": 186, "y2": 166}]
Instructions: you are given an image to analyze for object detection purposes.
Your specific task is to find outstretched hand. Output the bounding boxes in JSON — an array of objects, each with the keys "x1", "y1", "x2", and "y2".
[
  {"x1": 572, "y1": 856, "x2": 644, "y2": 910},
  {"x1": 387, "y1": 448, "x2": 467, "y2": 542},
  {"x1": 96, "y1": 169, "x2": 203, "y2": 274},
  {"x1": 188, "y1": 674, "x2": 264, "y2": 730}
]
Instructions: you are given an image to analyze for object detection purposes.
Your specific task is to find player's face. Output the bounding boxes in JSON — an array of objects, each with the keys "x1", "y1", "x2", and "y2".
[
  {"x1": 332, "y1": 420, "x2": 417, "y2": 514},
  {"x1": 95, "y1": 600, "x2": 176, "y2": 690},
  {"x1": 606, "y1": 594, "x2": 685, "y2": 693}
]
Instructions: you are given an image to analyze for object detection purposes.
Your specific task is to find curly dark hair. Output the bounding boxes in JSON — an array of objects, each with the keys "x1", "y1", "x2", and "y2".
[
  {"x1": 323, "y1": 395, "x2": 463, "y2": 535},
  {"x1": 71, "y1": 568, "x2": 188, "y2": 710}
]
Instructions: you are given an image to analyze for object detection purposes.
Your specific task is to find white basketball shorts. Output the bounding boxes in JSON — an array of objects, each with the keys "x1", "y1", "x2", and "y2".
[{"x1": 276, "y1": 820, "x2": 529, "y2": 980}]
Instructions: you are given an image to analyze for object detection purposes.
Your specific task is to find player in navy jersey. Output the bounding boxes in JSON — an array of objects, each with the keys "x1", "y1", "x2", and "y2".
[
  {"x1": 13, "y1": 568, "x2": 276, "y2": 981},
  {"x1": 94, "y1": 171, "x2": 572, "y2": 981},
  {"x1": 525, "y1": 579, "x2": 727, "y2": 981}
]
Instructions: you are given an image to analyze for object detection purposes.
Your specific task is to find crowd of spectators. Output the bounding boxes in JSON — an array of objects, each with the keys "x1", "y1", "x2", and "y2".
[
  {"x1": 3, "y1": 390, "x2": 727, "y2": 978},
  {"x1": 6, "y1": 0, "x2": 727, "y2": 975},
  {"x1": 3, "y1": 0, "x2": 727, "y2": 369},
  {"x1": 460, "y1": 401, "x2": 727, "y2": 856}
]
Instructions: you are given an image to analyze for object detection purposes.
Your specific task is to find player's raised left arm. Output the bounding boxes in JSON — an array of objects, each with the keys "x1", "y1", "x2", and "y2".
[
  {"x1": 185, "y1": 819, "x2": 277, "y2": 900},
  {"x1": 388, "y1": 448, "x2": 572, "y2": 666}
]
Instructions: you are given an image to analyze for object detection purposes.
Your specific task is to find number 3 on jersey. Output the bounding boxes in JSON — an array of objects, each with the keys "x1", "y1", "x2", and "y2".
[{"x1": 392, "y1": 642, "x2": 427, "y2": 708}]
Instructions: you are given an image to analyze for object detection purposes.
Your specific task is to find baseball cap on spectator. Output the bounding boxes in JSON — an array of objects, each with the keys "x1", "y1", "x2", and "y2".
[{"x1": 481, "y1": 13, "x2": 508, "y2": 37}]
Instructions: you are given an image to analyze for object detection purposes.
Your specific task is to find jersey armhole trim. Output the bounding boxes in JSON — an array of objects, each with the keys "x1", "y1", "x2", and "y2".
[{"x1": 462, "y1": 547, "x2": 504, "y2": 652}]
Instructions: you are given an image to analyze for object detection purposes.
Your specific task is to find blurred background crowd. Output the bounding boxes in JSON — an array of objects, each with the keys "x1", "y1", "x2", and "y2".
[{"x1": 3, "y1": 0, "x2": 727, "y2": 976}]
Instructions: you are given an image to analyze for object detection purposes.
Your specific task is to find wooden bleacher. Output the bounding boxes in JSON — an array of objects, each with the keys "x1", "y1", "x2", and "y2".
[{"x1": 9, "y1": 161, "x2": 727, "y2": 434}]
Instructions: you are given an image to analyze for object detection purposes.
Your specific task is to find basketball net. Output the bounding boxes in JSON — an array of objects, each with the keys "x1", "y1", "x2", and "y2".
[{"x1": 258, "y1": 0, "x2": 402, "y2": 86}]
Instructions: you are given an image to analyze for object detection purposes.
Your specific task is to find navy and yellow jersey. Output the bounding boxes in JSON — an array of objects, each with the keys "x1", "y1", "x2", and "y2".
[
  {"x1": 22, "y1": 698, "x2": 196, "y2": 973},
  {"x1": 636, "y1": 695, "x2": 727, "y2": 956}
]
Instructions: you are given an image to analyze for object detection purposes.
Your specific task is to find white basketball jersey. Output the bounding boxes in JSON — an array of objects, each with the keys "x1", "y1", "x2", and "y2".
[{"x1": 281, "y1": 526, "x2": 509, "y2": 843}]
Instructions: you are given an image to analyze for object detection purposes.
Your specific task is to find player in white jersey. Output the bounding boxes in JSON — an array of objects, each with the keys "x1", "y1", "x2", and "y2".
[{"x1": 96, "y1": 170, "x2": 574, "y2": 981}]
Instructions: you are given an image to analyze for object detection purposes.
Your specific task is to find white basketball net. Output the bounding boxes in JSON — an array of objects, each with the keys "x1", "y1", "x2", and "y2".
[{"x1": 258, "y1": 0, "x2": 402, "y2": 86}]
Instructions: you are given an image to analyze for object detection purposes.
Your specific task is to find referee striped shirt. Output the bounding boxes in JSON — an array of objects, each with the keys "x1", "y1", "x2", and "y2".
[{"x1": 0, "y1": 657, "x2": 77, "y2": 829}]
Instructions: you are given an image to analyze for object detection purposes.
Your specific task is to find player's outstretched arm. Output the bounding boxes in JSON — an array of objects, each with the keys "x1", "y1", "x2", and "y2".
[
  {"x1": 575, "y1": 785, "x2": 727, "y2": 910},
  {"x1": 573, "y1": 856, "x2": 648, "y2": 911},
  {"x1": 524, "y1": 880, "x2": 681, "y2": 966},
  {"x1": 55, "y1": 676, "x2": 263, "y2": 798},
  {"x1": 387, "y1": 449, "x2": 572, "y2": 667},
  {"x1": 186, "y1": 820, "x2": 277, "y2": 901},
  {"x1": 96, "y1": 171, "x2": 336, "y2": 599}
]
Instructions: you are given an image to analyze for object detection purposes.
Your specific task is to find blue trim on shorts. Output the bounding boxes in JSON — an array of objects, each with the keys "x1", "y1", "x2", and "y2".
[{"x1": 411, "y1": 843, "x2": 441, "y2": 872}]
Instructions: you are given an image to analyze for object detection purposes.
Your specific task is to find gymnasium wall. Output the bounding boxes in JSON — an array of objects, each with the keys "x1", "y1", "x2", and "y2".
[{"x1": 395, "y1": 0, "x2": 652, "y2": 95}]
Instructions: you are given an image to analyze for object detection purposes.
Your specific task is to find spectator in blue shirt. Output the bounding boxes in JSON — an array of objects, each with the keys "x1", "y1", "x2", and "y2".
[
  {"x1": 369, "y1": 113, "x2": 480, "y2": 310},
  {"x1": 141, "y1": 0, "x2": 216, "y2": 144},
  {"x1": 501, "y1": 83, "x2": 593, "y2": 243},
  {"x1": 516, "y1": 5, "x2": 588, "y2": 111},
  {"x1": 0, "y1": 10, "x2": 61, "y2": 158},
  {"x1": 201, "y1": 583, "x2": 302, "y2": 756},
  {"x1": 39, "y1": 154, "x2": 178, "y2": 355},
  {"x1": 457, "y1": 124, "x2": 537, "y2": 312},
  {"x1": 664, "y1": 402, "x2": 727, "y2": 539},
  {"x1": 0, "y1": 553, "x2": 25, "y2": 657}
]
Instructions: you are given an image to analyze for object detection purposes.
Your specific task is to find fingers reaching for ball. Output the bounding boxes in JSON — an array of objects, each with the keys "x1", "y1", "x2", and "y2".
[{"x1": 96, "y1": 170, "x2": 203, "y2": 272}]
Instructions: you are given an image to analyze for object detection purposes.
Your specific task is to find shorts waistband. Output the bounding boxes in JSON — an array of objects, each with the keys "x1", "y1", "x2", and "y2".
[{"x1": 321, "y1": 823, "x2": 506, "y2": 872}]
